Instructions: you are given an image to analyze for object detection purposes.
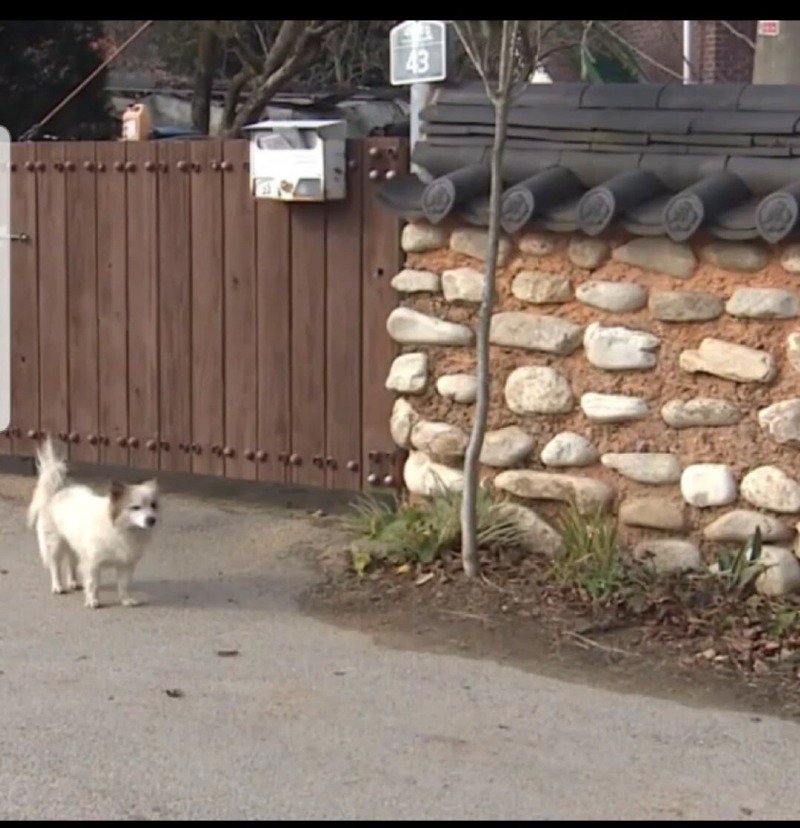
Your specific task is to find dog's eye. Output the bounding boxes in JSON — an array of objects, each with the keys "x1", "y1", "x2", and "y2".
[
  {"x1": 131, "y1": 505, "x2": 141, "y2": 511},
  {"x1": 151, "y1": 502, "x2": 158, "y2": 510}
]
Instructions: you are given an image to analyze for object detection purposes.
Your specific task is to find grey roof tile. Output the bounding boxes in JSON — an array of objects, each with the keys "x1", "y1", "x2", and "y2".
[
  {"x1": 738, "y1": 84, "x2": 800, "y2": 111},
  {"x1": 581, "y1": 83, "x2": 666, "y2": 109},
  {"x1": 658, "y1": 83, "x2": 746, "y2": 110},
  {"x1": 383, "y1": 81, "x2": 800, "y2": 243}
]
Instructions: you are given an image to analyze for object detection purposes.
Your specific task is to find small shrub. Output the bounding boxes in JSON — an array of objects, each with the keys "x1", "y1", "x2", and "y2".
[
  {"x1": 550, "y1": 501, "x2": 627, "y2": 602},
  {"x1": 344, "y1": 488, "x2": 524, "y2": 570},
  {"x1": 712, "y1": 527, "x2": 766, "y2": 598}
]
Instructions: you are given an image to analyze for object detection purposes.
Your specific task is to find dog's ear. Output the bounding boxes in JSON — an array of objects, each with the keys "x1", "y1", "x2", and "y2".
[
  {"x1": 142, "y1": 478, "x2": 159, "y2": 497},
  {"x1": 109, "y1": 480, "x2": 126, "y2": 521}
]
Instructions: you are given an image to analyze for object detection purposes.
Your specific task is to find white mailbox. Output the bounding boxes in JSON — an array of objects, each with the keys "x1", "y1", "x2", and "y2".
[{"x1": 245, "y1": 119, "x2": 347, "y2": 202}]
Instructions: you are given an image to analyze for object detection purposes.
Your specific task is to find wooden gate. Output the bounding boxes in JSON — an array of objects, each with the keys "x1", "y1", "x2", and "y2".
[{"x1": 7, "y1": 136, "x2": 407, "y2": 492}]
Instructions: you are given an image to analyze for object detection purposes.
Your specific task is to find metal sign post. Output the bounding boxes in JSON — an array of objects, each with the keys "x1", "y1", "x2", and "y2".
[
  {"x1": 0, "y1": 127, "x2": 9, "y2": 431},
  {"x1": 390, "y1": 20, "x2": 450, "y2": 178}
]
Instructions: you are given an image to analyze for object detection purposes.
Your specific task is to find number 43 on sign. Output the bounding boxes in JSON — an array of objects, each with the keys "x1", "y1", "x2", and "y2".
[{"x1": 390, "y1": 21, "x2": 447, "y2": 85}]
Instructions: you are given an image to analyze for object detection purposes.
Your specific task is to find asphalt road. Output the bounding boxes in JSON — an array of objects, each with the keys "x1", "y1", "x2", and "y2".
[{"x1": 0, "y1": 473, "x2": 796, "y2": 820}]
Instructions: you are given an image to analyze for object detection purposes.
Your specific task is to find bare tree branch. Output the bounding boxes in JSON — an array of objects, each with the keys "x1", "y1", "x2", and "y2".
[
  {"x1": 719, "y1": 19, "x2": 756, "y2": 50},
  {"x1": 594, "y1": 20, "x2": 685, "y2": 81}
]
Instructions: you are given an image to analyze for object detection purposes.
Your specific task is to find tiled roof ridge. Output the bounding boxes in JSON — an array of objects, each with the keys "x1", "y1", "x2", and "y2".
[{"x1": 378, "y1": 82, "x2": 800, "y2": 243}]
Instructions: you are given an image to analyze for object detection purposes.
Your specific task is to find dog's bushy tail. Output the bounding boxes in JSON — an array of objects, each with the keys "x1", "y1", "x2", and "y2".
[{"x1": 27, "y1": 437, "x2": 67, "y2": 529}]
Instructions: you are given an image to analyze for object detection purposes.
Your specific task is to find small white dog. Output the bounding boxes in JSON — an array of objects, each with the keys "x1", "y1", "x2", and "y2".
[{"x1": 27, "y1": 437, "x2": 159, "y2": 609}]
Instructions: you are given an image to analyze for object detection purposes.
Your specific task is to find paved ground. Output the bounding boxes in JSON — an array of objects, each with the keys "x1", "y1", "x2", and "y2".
[{"x1": 0, "y1": 472, "x2": 798, "y2": 820}]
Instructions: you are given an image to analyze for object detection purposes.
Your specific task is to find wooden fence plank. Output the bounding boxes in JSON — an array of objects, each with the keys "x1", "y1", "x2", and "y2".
[
  {"x1": 7, "y1": 136, "x2": 405, "y2": 493},
  {"x1": 290, "y1": 203, "x2": 327, "y2": 488},
  {"x1": 361, "y1": 138, "x2": 406, "y2": 491},
  {"x1": 95, "y1": 143, "x2": 129, "y2": 467},
  {"x1": 35, "y1": 143, "x2": 69, "y2": 453},
  {"x1": 125, "y1": 142, "x2": 160, "y2": 471},
  {"x1": 324, "y1": 140, "x2": 363, "y2": 491},
  {"x1": 222, "y1": 140, "x2": 257, "y2": 479},
  {"x1": 157, "y1": 141, "x2": 192, "y2": 473},
  {"x1": 255, "y1": 198, "x2": 291, "y2": 485},
  {"x1": 64, "y1": 142, "x2": 99, "y2": 464},
  {"x1": 9, "y1": 144, "x2": 39, "y2": 457},
  {"x1": 189, "y1": 140, "x2": 224, "y2": 477}
]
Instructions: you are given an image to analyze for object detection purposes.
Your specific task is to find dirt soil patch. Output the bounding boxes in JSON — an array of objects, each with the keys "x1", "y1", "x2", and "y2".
[{"x1": 302, "y1": 538, "x2": 800, "y2": 722}]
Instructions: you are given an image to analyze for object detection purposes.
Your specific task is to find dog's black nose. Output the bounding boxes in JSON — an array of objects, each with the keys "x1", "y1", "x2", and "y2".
[{"x1": 146, "y1": 516, "x2": 156, "y2": 527}]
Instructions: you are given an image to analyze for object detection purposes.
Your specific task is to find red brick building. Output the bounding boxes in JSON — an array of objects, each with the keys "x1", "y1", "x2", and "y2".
[{"x1": 546, "y1": 20, "x2": 757, "y2": 84}]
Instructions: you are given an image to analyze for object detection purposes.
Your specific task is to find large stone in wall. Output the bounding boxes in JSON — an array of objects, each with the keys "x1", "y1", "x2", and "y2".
[
  {"x1": 479, "y1": 426, "x2": 535, "y2": 467},
  {"x1": 583, "y1": 322, "x2": 659, "y2": 371},
  {"x1": 678, "y1": 337, "x2": 777, "y2": 384},
  {"x1": 442, "y1": 267, "x2": 485, "y2": 303},
  {"x1": 567, "y1": 237, "x2": 609, "y2": 269},
  {"x1": 401, "y1": 222, "x2": 448, "y2": 253},
  {"x1": 580, "y1": 392, "x2": 647, "y2": 423},
  {"x1": 725, "y1": 288, "x2": 799, "y2": 319},
  {"x1": 410, "y1": 421, "x2": 469, "y2": 466},
  {"x1": 611, "y1": 237, "x2": 697, "y2": 279},
  {"x1": 489, "y1": 312, "x2": 583, "y2": 354},
  {"x1": 755, "y1": 546, "x2": 800, "y2": 597},
  {"x1": 741, "y1": 466, "x2": 800, "y2": 514},
  {"x1": 661, "y1": 397, "x2": 742, "y2": 429},
  {"x1": 758, "y1": 399, "x2": 800, "y2": 445},
  {"x1": 511, "y1": 271, "x2": 571, "y2": 304},
  {"x1": 680, "y1": 464, "x2": 738, "y2": 508},
  {"x1": 540, "y1": 432, "x2": 598, "y2": 467},
  {"x1": 619, "y1": 497, "x2": 688, "y2": 531},
  {"x1": 518, "y1": 231, "x2": 558, "y2": 256},
  {"x1": 450, "y1": 227, "x2": 512, "y2": 266},
  {"x1": 504, "y1": 366, "x2": 574, "y2": 414},
  {"x1": 436, "y1": 373, "x2": 477, "y2": 404},
  {"x1": 703, "y1": 509, "x2": 793, "y2": 544},
  {"x1": 575, "y1": 280, "x2": 647, "y2": 313},
  {"x1": 391, "y1": 268, "x2": 440, "y2": 293},
  {"x1": 780, "y1": 243, "x2": 800, "y2": 274},
  {"x1": 404, "y1": 451, "x2": 464, "y2": 496},
  {"x1": 493, "y1": 469, "x2": 615, "y2": 513},
  {"x1": 385, "y1": 352, "x2": 427, "y2": 394},
  {"x1": 699, "y1": 241, "x2": 768, "y2": 272},
  {"x1": 600, "y1": 452, "x2": 681, "y2": 485},
  {"x1": 390, "y1": 398, "x2": 418, "y2": 448},
  {"x1": 788, "y1": 333, "x2": 800, "y2": 372},
  {"x1": 633, "y1": 539, "x2": 701, "y2": 575},
  {"x1": 648, "y1": 290, "x2": 723, "y2": 322},
  {"x1": 387, "y1": 307, "x2": 473, "y2": 346},
  {"x1": 495, "y1": 502, "x2": 564, "y2": 556}
]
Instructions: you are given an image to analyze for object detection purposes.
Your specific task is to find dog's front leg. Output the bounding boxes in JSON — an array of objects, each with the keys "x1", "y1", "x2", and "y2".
[
  {"x1": 81, "y1": 563, "x2": 101, "y2": 609},
  {"x1": 116, "y1": 565, "x2": 141, "y2": 607}
]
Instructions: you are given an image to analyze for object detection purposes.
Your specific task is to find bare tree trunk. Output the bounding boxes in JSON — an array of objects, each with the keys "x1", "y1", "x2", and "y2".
[
  {"x1": 222, "y1": 67, "x2": 254, "y2": 132},
  {"x1": 191, "y1": 24, "x2": 221, "y2": 134},
  {"x1": 460, "y1": 93, "x2": 510, "y2": 578},
  {"x1": 226, "y1": 47, "x2": 322, "y2": 136}
]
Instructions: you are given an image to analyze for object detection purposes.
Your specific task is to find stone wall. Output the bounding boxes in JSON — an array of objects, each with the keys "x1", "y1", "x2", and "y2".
[{"x1": 386, "y1": 219, "x2": 800, "y2": 575}]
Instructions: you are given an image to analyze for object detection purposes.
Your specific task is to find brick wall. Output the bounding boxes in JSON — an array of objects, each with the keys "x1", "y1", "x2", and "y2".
[
  {"x1": 544, "y1": 20, "x2": 756, "y2": 84},
  {"x1": 695, "y1": 20, "x2": 756, "y2": 82}
]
